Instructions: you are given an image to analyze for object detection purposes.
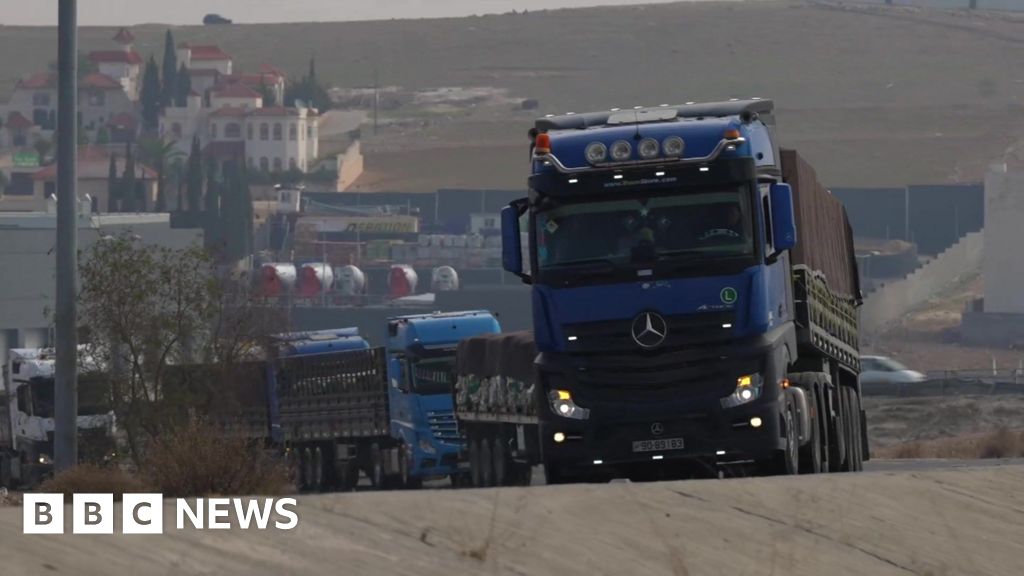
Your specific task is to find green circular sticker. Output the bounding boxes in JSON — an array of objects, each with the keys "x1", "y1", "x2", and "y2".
[{"x1": 720, "y1": 287, "x2": 738, "y2": 304}]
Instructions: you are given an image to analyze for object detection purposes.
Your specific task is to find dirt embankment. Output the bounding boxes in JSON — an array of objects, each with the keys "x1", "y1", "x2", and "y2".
[{"x1": 2, "y1": 466, "x2": 1024, "y2": 575}]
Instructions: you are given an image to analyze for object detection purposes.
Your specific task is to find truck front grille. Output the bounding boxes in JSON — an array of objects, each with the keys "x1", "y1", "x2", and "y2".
[{"x1": 427, "y1": 410, "x2": 460, "y2": 442}]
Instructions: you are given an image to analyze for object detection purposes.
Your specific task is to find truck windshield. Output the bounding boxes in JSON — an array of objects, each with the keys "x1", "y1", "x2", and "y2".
[
  {"x1": 535, "y1": 186, "x2": 754, "y2": 274},
  {"x1": 28, "y1": 376, "x2": 111, "y2": 418},
  {"x1": 410, "y1": 357, "x2": 457, "y2": 396}
]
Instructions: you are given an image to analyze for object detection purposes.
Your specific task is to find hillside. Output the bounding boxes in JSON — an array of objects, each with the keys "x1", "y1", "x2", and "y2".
[{"x1": 4, "y1": 1, "x2": 1024, "y2": 190}]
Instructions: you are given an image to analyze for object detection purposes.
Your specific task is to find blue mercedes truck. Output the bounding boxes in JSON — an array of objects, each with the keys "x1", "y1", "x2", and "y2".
[
  {"x1": 386, "y1": 311, "x2": 500, "y2": 487},
  {"x1": 455, "y1": 99, "x2": 866, "y2": 484},
  {"x1": 259, "y1": 316, "x2": 498, "y2": 491}
]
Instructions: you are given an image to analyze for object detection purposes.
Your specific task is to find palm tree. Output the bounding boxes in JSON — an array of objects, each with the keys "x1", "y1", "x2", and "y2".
[
  {"x1": 34, "y1": 138, "x2": 53, "y2": 164},
  {"x1": 137, "y1": 137, "x2": 185, "y2": 213}
]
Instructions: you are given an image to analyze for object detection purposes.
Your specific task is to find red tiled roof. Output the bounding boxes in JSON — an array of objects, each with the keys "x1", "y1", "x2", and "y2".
[
  {"x1": 249, "y1": 106, "x2": 300, "y2": 117},
  {"x1": 33, "y1": 146, "x2": 157, "y2": 181},
  {"x1": 185, "y1": 45, "x2": 232, "y2": 62},
  {"x1": 219, "y1": 73, "x2": 283, "y2": 89},
  {"x1": 213, "y1": 83, "x2": 262, "y2": 99},
  {"x1": 209, "y1": 106, "x2": 249, "y2": 118},
  {"x1": 81, "y1": 73, "x2": 123, "y2": 90},
  {"x1": 89, "y1": 50, "x2": 143, "y2": 65},
  {"x1": 107, "y1": 112, "x2": 138, "y2": 129},
  {"x1": 113, "y1": 28, "x2": 135, "y2": 44},
  {"x1": 7, "y1": 111, "x2": 33, "y2": 130},
  {"x1": 17, "y1": 72, "x2": 56, "y2": 90},
  {"x1": 259, "y1": 63, "x2": 286, "y2": 77}
]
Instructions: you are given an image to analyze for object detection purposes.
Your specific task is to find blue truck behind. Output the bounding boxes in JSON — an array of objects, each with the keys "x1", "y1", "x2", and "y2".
[
  {"x1": 454, "y1": 99, "x2": 866, "y2": 484},
  {"x1": 217, "y1": 313, "x2": 498, "y2": 491}
]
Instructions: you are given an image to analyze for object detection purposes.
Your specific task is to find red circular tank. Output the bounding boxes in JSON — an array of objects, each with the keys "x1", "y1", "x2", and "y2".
[
  {"x1": 388, "y1": 265, "x2": 418, "y2": 299},
  {"x1": 295, "y1": 263, "x2": 335, "y2": 298},
  {"x1": 254, "y1": 263, "x2": 296, "y2": 297}
]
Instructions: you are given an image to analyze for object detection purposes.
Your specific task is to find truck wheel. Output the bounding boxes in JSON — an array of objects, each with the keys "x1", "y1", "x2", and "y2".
[
  {"x1": 312, "y1": 448, "x2": 324, "y2": 492},
  {"x1": 838, "y1": 390, "x2": 854, "y2": 472},
  {"x1": 370, "y1": 443, "x2": 386, "y2": 489},
  {"x1": 772, "y1": 400, "x2": 800, "y2": 475},
  {"x1": 492, "y1": 436, "x2": 508, "y2": 487},
  {"x1": 479, "y1": 437, "x2": 494, "y2": 487},
  {"x1": 849, "y1": 389, "x2": 865, "y2": 472},
  {"x1": 544, "y1": 463, "x2": 571, "y2": 485},
  {"x1": 400, "y1": 445, "x2": 422, "y2": 489},
  {"x1": 799, "y1": 386, "x2": 823, "y2": 474},
  {"x1": 826, "y1": 386, "x2": 845, "y2": 473},
  {"x1": 301, "y1": 448, "x2": 314, "y2": 492},
  {"x1": 339, "y1": 461, "x2": 359, "y2": 491},
  {"x1": 469, "y1": 437, "x2": 483, "y2": 488}
]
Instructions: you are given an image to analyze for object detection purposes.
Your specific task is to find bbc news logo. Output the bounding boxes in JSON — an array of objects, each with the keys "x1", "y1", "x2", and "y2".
[{"x1": 23, "y1": 494, "x2": 299, "y2": 534}]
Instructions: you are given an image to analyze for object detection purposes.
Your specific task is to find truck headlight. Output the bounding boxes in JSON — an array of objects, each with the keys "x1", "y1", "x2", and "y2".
[
  {"x1": 721, "y1": 374, "x2": 763, "y2": 408},
  {"x1": 419, "y1": 438, "x2": 437, "y2": 454},
  {"x1": 549, "y1": 389, "x2": 590, "y2": 420},
  {"x1": 38, "y1": 453, "x2": 53, "y2": 465}
]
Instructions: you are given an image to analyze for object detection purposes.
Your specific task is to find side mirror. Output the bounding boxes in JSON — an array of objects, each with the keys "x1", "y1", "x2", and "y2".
[
  {"x1": 769, "y1": 183, "x2": 797, "y2": 254},
  {"x1": 501, "y1": 200, "x2": 531, "y2": 282}
]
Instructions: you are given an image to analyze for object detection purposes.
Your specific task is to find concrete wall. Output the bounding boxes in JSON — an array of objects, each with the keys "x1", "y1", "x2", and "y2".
[
  {"x1": 336, "y1": 140, "x2": 364, "y2": 192},
  {"x1": 983, "y1": 166, "x2": 1024, "y2": 314},
  {"x1": 0, "y1": 215, "x2": 203, "y2": 336},
  {"x1": 860, "y1": 231, "x2": 984, "y2": 334},
  {"x1": 961, "y1": 310, "x2": 1024, "y2": 346}
]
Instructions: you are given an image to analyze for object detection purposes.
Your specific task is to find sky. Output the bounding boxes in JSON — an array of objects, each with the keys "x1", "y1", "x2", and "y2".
[{"x1": 0, "y1": 0, "x2": 747, "y2": 26}]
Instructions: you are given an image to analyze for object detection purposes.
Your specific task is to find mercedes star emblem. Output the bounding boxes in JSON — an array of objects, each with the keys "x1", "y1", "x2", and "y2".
[
  {"x1": 631, "y1": 311, "x2": 668, "y2": 348},
  {"x1": 651, "y1": 422, "x2": 664, "y2": 436}
]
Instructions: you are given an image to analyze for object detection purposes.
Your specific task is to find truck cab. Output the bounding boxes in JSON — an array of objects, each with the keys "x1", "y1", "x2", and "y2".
[
  {"x1": 1, "y1": 348, "x2": 116, "y2": 487},
  {"x1": 387, "y1": 311, "x2": 500, "y2": 483},
  {"x1": 500, "y1": 100, "x2": 863, "y2": 480}
]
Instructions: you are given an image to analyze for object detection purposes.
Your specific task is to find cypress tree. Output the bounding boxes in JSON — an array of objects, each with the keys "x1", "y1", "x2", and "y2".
[
  {"x1": 121, "y1": 144, "x2": 136, "y2": 212},
  {"x1": 140, "y1": 56, "x2": 162, "y2": 131},
  {"x1": 106, "y1": 154, "x2": 119, "y2": 213},
  {"x1": 161, "y1": 30, "x2": 177, "y2": 108},
  {"x1": 186, "y1": 136, "x2": 203, "y2": 213},
  {"x1": 175, "y1": 62, "x2": 191, "y2": 107}
]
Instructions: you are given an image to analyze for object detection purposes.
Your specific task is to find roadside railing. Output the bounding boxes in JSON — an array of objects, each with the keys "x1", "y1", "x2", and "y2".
[{"x1": 862, "y1": 370, "x2": 1024, "y2": 397}]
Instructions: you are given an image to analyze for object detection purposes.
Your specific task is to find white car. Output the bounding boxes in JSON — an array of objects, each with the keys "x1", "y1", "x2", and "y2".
[{"x1": 859, "y1": 355, "x2": 927, "y2": 385}]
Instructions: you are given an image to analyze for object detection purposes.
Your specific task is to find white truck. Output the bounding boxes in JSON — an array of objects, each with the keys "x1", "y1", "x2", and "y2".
[{"x1": 0, "y1": 348, "x2": 117, "y2": 487}]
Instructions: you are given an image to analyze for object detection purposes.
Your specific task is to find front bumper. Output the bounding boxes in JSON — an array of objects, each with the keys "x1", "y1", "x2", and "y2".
[
  {"x1": 536, "y1": 328, "x2": 792, "y2": 470},
  {"x1": 410, "y1": 442, "x2": 462, "y2": 478},
  {"x1": 540, "y1": 395, "x2": 785, "y2": 469}
]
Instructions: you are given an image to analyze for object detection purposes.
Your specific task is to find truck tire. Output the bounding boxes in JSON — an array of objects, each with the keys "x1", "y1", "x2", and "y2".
[
  {"x1": 469, "y1": 437, "x2": 483, "y2": 488},
  {"x1": 300, "y1": 447, "x2": 314, "y2": 492},
  {"x1": 479, "y1": 437, "x2": 495, "y2": 487},
  {"x1": 849, "y1": 389, "x2": 865, "y2": 472},
  {"x1": 492, "y1": 436, "x2": 508, "y2": 487},
  {"x1": 400, "y1": 445, "x2": 422, "y2": 489},
  {"x1": 838, "y1": 389, "x2": 854, "y2": 472},
  {"x1": 826, "y1": 386, "x2": 845, "y2": 473},
  {"x1": 779, "y1": 398, "x2": 800, "y2": 475},
  {"x1": 370, "y1": 443, "x2": 386, "y2": 489},
  {"x1": 799, "y1": 385, "x2": 823, "y2": 474},
  {"x1": 339, "y1": 461, "x2": 359, "y2": 491},
  {"x1": 312, "y1": 447, "x2": 324, "y2": 491}
]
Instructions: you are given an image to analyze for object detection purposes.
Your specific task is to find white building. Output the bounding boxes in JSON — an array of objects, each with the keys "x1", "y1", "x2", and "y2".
[
  {"x1": 244, "y1": 107, "x2": 319, "y2": 173},
  {"x1": 0, "y1": 210, "x2": 202, "y2": 366},
  {"x1": 177, "y1": 44, "x2": 234, "y2": 75},
  {"x1": 87, "y1": 28, "x2": 143, "y2": 101},
  {"x1": 158, "y1": 44, "x2": 320, "y2": 176},
  {"x1": 5, "y1": 71, "x2": 135, "y2": 141}
]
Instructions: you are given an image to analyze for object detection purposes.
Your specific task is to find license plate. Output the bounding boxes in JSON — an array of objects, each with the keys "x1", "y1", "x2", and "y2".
[{"x1": 632, "y1": 437, "x2": 684, "y2": 453}]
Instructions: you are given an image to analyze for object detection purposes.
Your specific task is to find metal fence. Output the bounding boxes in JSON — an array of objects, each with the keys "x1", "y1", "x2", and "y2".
[{"x1": 862, "y1": 370, "x2": 1024, "y2": 397}]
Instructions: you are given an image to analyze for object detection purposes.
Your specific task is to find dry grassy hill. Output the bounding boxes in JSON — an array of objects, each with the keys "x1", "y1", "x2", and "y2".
[{"x1": 4, "y1": 1, "x2": 1024, "y2": 190}]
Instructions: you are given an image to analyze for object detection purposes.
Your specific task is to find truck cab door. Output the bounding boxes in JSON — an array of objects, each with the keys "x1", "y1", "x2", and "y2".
[{"x1": 388, "y1": 357, "x2": 414, "y2": 441}]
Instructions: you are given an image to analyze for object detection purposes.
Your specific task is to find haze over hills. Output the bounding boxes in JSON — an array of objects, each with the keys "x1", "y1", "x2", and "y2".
[
  {"x1": 2, "y1": 0, "x2": 1024, "y2": 190},
  {"x1": 0, "y1": 0, "x2": 747, "y2": 26}
]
